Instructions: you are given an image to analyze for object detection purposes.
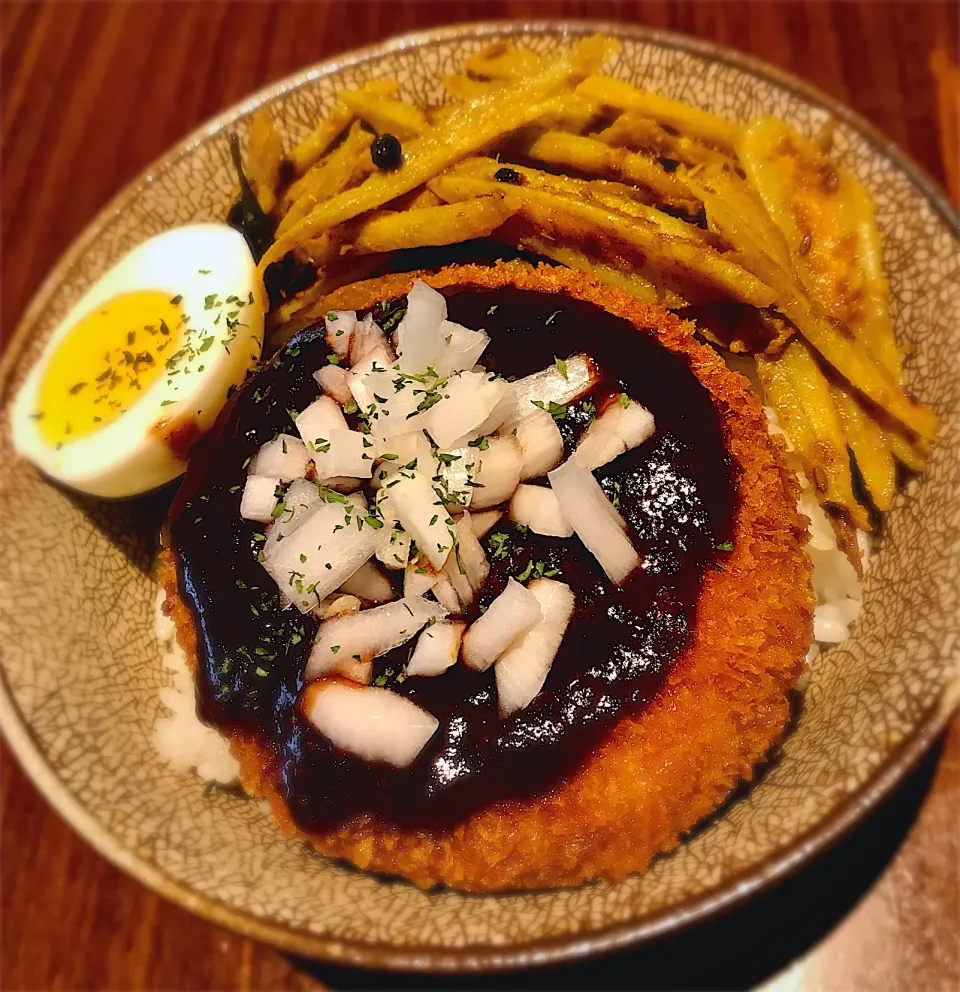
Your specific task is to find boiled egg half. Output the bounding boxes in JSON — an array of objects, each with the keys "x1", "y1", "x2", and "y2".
[{"x1": 12, "y1": 224, "x2": 264, "y2": 497}]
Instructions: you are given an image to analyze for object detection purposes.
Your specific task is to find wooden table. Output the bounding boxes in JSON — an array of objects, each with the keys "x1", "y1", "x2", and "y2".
[{"x1": 1, "y1": 3, "x2": 957, "y2": 989}]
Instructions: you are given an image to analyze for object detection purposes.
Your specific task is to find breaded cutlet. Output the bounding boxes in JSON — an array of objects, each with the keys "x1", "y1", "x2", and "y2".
[{"x1": 160, "y1": 260, "x2": 813, "y2": 892}]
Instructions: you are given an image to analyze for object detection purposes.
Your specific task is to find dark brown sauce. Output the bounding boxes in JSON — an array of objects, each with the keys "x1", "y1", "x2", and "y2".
[
  {"x1": 150, "y1": 413, "x2": 203, "y2": 462},
  {"x1": 168, "y1": 287, "x2": 737, "y2": 832}
]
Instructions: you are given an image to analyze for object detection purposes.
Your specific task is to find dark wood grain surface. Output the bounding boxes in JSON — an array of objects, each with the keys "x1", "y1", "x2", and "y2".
[{"x1": 1, "y1": 2, "x2": 957, "y2": 989}]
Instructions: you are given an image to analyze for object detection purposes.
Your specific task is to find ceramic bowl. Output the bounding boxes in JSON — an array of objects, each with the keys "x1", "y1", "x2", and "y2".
[{"x1": 1, "y1": 20, "x2": 958, "y2": 972}]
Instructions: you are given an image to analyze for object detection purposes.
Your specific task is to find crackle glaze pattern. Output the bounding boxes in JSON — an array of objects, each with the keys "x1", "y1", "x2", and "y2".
[{"x1": 0, "y1": 23, "x2": 958, "y2": 970}]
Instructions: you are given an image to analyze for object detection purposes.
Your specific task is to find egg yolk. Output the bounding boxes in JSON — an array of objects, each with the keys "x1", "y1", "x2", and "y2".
[{"x1": 37, "y1": 291, "x2": 183, "y2": 447}]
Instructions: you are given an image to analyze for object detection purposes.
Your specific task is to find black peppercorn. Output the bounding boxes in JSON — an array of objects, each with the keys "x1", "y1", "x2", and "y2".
[
  {"x1": 371, "y1": 134, "x2": 402, "y2": 170},
  {"x1": 494, "y1": 166, "x2": 523, "y2": 185}
]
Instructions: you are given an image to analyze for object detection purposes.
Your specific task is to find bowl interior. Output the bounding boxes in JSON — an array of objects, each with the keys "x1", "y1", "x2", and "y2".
[{"x1": 1, "y1": 22, "x2": 959, "y2": 970}]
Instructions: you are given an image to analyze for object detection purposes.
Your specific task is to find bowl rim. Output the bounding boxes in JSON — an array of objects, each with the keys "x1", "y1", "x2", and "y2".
[{"x1": 2, "y1": 18, "x2": 958, "y2": 974}]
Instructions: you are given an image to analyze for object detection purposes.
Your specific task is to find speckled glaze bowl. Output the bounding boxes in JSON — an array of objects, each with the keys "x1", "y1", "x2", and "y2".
[{"x1": 1, "y1": 21, "x2": 958, "y2": 972}]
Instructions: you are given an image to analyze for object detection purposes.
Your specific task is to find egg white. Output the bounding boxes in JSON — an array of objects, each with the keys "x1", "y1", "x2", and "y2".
[{"x1": 12, "y1": 223, "x2": 264, "y2": 498}]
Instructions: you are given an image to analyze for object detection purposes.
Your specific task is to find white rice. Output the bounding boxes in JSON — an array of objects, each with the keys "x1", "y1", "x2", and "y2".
[
  {"x1": 153, "y1": 588, "x2": 240, "y2": 784},
  {"x1": 150, "y1": 405, "x2": 868, "y2": 780},
  {"x1": 762, "y1": 404, "x2": 868, "y2": 651}
]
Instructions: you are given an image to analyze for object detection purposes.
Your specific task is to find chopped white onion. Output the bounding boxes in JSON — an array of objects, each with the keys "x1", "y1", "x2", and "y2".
[
  {"x1": 441, "y1": 541, "x2": 473, "y2": 609},
  {"x1": 337, "y1": 561, "x2": 396, "y2": 603},
  {"x1": 262, "y1": 496, "x2": 389, "y2": 613},
  {"x1": 422, "y1": 371, "x2": 511, "y2": 450},
  {"x1": 324, "y1": 310, "x2": 357, "y2": 360},
  {"x1": 350, "y1": 313, "x2": 394, "y2": 366},
  {"x1": 406, "y1": 620, "x2": 465, "y2": 677},
  {"x1": 468, "y1": 508, "x2": 504, "y2": 539},
  {"x1": 430, "y1": 570, "x2": 463, "y2": 614},
  {"x1": 470, "y1": 435, "x2": 522, "y2": 509},
  {"x1": 509, "y1": 484, "x2": 574, "y2": 537},
  {"x1": 376, "y1": 524, "x2": 412, "y2": 570},
  {"x1": 436, "y1": 445, "x2": 480, "y2": 509},
  {"x1": 328, "y1": 656, "x2": 374, "y2": 684},
  {"x1": 515, "y1": 408, "x2": 565, "y2": 480},
  {"x1": 320, "y1": 475, "x2": 364, "y2": 493},
  {"x1": 617, "y1": 398, "x2": 655, "y2": 448},
  {"x1": 376, "y1": 471, "x2": 454, "y2": 571},
  {"x1": 262, "y1": 479, "x2": 328, "y2": 562},
  {"x1": 349, "y1": 365, "x2": 426, "y2": 438},
  {"x1": 250, "y1": 434, "x2": 310, "y2": 482},
  {"x1": 572, "y1": 423, "x2": 626, "y2": 471},
  {"x1": 295, "y1": 396, "x2": 349, "y2": 450},
  {"x1": 317, "y1": 594, "x2": 362, "y2": 620},
  {"x1": 305, "y1": 595, "x2": 446, "y2": 679},
  {"x1": 573, "y1": 398, "x2": 655, "y2": 470},
  {"x1": 404, "y1": 559, "x2": 438, "y2": 598},
  {"x1": 239, "y1": 476, "x2": 280, "y2": 522},
  {"x1": 453, "y1": 512, "x2": 490, "y2": 592},
  {"x1": 495, "y1": 578, "x2": 574, "y2": 717},
  {"x1": 396, "y1": 280, "x2": 448, "y2": 373},
  {"x1": 461, "y1": 578, "x2": 542, "y2": 672},
  {"x1": 303, "y1": 681, "x2": 438, "y2": 767},
  {"x1": 548, "y1": 459, "x2": 640, "y2": 585},
  {"x1": 434, "y1": 321, "x2": 489, "y2": 375},
  {"x1": 313, "y1": 429, "x2": 374, "y2": 479},
  {"x1": 313, "y1": 365, "x2": 353, "y2": 406},
  {"x1": 458, "y1": 389, "x2": 518, "y2": 447},
  {"x1": 375, "y1": 431, "x2": 435, "y2": 472},
  {"x1": 499, "y1": 354, "x2": 598, "y2": 432}
]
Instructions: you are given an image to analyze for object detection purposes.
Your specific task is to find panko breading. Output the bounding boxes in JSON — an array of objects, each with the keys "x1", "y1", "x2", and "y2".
[{"x1": 161, "y1": 261, "x2": 813, "y2": 892}]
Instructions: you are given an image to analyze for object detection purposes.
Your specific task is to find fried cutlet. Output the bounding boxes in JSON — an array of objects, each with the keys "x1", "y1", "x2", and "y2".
[{"x1": 160, "y1": 260, "x2": 813, "y2": 892}]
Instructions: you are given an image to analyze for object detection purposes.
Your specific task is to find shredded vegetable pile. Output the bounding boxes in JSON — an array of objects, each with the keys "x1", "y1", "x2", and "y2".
[{"x1": 231, "y1": 35, "x2": 936, "y2": 569}]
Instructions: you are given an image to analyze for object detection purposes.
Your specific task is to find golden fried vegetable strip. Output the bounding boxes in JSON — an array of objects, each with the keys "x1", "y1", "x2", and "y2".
[
  {"x1": 285, "y1": 81, "x2": 396, "y2": 178},
  {"x1": 442, "y1": 74, "x2": 500, "y2": 102},
  {"x1": 453, "y1": 157, "x2": 719, "y2": 246},
  {"x1": 430, "y1": 160, "x2": 777, "y2": 307},
  {"x1": 847, "y1": 179, "x2": 902, "y2": 375},
  {"x1": 294, "y1": 232, "x2": 339, "y2": 267},
  {"x1": 385, "y1": 186, "x2": 444, "y2": 211},
  {"x1": 523, "y1": 130, "x2": 701, "y2": 213},
  {"x1": 463, "y1": 44, "x2": 547, "y2": 80},
  {"x1": 282, "y1": 118, "x2": 372, "y2": 212},
  {"x1": 757, "y1": 339, "x2": 869, "y2": 529},
  {"x1": 339, "y1": 89, "x2": 428, "y2": 141},
  {"x1": 347, "y1": 197, "x2": 517, "y2": 254},
  {"x1": 597, "y1": 112, "x2": 737, "y2": 169},
  {"x1": 287, "y1": 102, "x2": 355, "y2": 177},
  {"x1": 831, "y1": 382, "x2": 896, "y2": 512},
  {"x1": 257, "y1": 35, "x2": 619, "y2": 274},
  {"x1": 277, "y1": 123, "x2": 374, "y2": 235},
  {"x1": 247, "y1": 108, "x2": 284, "y2": 215},
  {"x1": 739, "y1": 116, "x2": 901, "y2": 377},
  {"x1": 576, "y1": 75, "x2": 740, "y2": 153},
  {"x1": 512, "y1": 234, "x2": 680, "y2": 306},
  {"x1": 885, "y1": 427, "x2": 930, "y2": 472},
  {"x1": 532, "y1": 96, "x2": 604, "y2": 135},
  {"x1": 682, "y1": 164, "x2": 937, "y2": 443}
]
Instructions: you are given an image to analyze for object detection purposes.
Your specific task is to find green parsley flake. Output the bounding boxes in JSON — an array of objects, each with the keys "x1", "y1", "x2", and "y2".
[
  {"x1": 532, "y1": 399, "x2": 567, "y2": 420},
  {"x1": 488, "y1": 532, "x2": 510, "y2": 559}
]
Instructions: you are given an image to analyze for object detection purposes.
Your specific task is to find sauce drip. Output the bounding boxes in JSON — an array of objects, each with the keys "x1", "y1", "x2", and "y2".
[{"x1": 168, "y1": 287, "x2": 737, "y2": 831}]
